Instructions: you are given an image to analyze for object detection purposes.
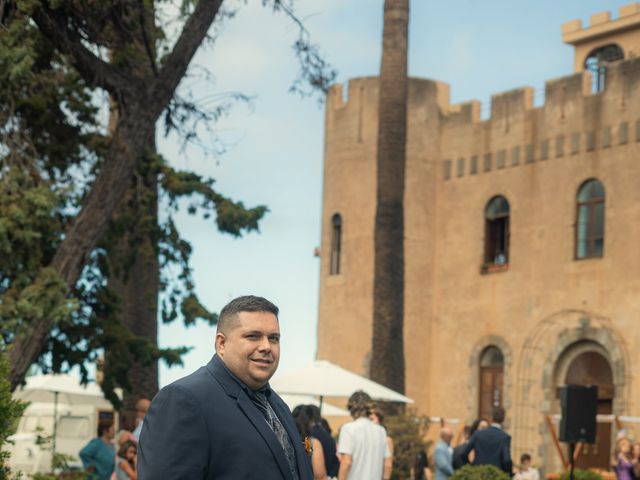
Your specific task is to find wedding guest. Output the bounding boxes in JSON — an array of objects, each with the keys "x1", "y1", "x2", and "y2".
[
  {"x1": 462, "y1": 418, "x2": 488, "y2": 465},
  {"x1": 115, "y1": 440, "x2": 137, "y2": 480},
  {"x1": 452, "y1": 426, "x2": 471, "y2": 470},
  {"x1": 139, "y1": 296, "x2": 313, "y2": 480},
  {"x1": 514, "y1": 453, "x2": 539, "y2": 480},
  {"x1": 111, "y1": 430, "x2": 136, "y2": 480},
  {"x1": 613, "y1": 437, "x2": 635, "y2": 480},
  {"x1": 460, "y1": 407, "x2": 512, "y2": 475},
  {"x1": 371, "y1": 409, "x2": 394, "y2": 478},
  {"x1": 293, "y1": 405, "x2": 328, "y2": 480},
  {"x1": 411, "y1": 450, "x2": 433, "y2": 480},
  {"x1": 131, "y1": 398, "x2": 150, "y2": 441},
  {"x1": 337, "y1": 391, "x2": 390, "y2": 480},
  {"x1": 307, "y1": 405, "x2": 340, "y2": 479},
  {"x1": 434, "y1": 427, "x2": 454, "y2": 480},
  {"x1": 80, "y1": 418, "x2": 116, "y2": 480}
]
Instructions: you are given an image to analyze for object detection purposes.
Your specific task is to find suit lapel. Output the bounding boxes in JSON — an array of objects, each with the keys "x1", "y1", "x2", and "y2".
[
  {"x1": 236, "y1": 393, "x2": 293, "y2": 480},
  {"x1": 206, "y1": 356, "x2": 298, "y2": 480}
]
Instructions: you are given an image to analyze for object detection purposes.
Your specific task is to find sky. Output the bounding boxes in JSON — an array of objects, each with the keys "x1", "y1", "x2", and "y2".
[{"x1": 156, "y1": 0, "x2": 632, "y2": 387}]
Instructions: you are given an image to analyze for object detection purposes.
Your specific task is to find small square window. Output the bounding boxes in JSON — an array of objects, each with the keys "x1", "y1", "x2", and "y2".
[
  {"x1": 525, "y1": 144, "x2": 534, "y2": 163},
  {"x1": 556, "y1": 136, "x2": 564, "y2": 158},
  {"x1": 483, "y1": 153, "x2": 492, "y2": 172},
  {"x1": 470, "y1": 156, "x2": 478, "y2": 175},
  {"x1": 511, "y1": 146, "x2": 520, "y2": 166},
  {"x1": 619, "y1": 122, "x2": 628, "y2": 145},
  {"x1": 496, "y1": 150, "x2": 506, "y2": 169},
  {"x1": 457, "y1": 158, "x2": 465, "y2": 177},
  {"x1": 571, "y1": 133, "x2": 580, "y2": 154},
  {"x1": 602, "y1": 127, "x2": 611, "y2": 148},
  {"x1": 443, "y1": 160, "x2": 452, "y2": 180},
  {"x1": 540, "y1": 140, "x2": 549, "y2": 160},
  {"x1": 586, "y1": 131, "x2": 596, "y2": 151}
]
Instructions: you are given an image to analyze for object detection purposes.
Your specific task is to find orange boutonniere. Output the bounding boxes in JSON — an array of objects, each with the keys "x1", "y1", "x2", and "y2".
[{"x1": 304, "y1": 436, "x2": 313, "y2": 456}]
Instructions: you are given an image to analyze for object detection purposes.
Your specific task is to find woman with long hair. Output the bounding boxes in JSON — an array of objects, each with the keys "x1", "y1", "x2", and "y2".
[
  {"x1": 411, "y1": 450, "x2": 433, "y2": 480},
  {"x1": 612, "y1": 437, "x2": 636, "y2": 480},
  {"x1": 292, "y1": 405, "x2": 329, "y2": 480},
  {"x1": 115, "y1": 440, "x2": 137, "y2": 480}
]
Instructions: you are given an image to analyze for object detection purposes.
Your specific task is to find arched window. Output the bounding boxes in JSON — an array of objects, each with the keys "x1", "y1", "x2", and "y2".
[
  {"x1": 576, "y1": 179, "x2": 605, "y2": 259},
  {"x1": 479, "y1": 346, "x2": 504, "y2": 420},
  {"x1": 484, "y1": 196, "x2": 510, "y2": 266},
  {"x1": 584, "y1": 44, "x2": 624, "y2": 93},
  {"x1": 330, "y1": 213, "x2": 342, "y2": 275}
]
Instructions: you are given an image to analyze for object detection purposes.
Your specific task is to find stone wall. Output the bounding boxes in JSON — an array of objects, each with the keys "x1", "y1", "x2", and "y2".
[{"x1": 317, "y1": 53, "x2": 640, "y2": 469}]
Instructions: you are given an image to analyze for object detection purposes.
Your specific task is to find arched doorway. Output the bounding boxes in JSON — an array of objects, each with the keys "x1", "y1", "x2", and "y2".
[{"x1": 562, "y1": 350, "x2": 614, "y2": 470}]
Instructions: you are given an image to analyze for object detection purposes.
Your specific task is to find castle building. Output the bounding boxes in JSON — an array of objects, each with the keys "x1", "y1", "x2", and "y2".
[{"x1": 317, "y1": 4, "x2": 640, "y2": 472}]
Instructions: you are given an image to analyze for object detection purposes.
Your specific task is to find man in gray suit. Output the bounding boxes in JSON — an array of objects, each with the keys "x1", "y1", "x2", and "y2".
[
  {"x1": 434, "y1": 427, "x2": 454, "y2": 480},
  {"x1": 138, "y1": 295, "x2": 313, "y2": 480}
]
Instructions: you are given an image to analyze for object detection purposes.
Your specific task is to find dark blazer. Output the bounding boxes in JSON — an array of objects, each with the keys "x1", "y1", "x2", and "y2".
[
  {"x1": 461, "y1": 425, "x2": 512, "y2": 475},
  {"x1": 138, "y1": 355, "x2": 313, "y2": 480}
]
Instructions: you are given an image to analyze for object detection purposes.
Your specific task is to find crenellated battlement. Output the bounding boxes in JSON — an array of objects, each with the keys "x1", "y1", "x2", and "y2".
[
  {"x1": 327, "y1": 56, "x2": 640, "y2": 128},
  {"x1": 326, "y1": 77, "x2": 378, "y2": 111},
  {"x1": 562, "y1": 2, "x2": 640, "y2": 43},
  {"x1": 325, "y1": 56, "x2": 640, "y2": 184},
  {"x1": 562, "y1": 2, "x2": 640, "y2": 73}
]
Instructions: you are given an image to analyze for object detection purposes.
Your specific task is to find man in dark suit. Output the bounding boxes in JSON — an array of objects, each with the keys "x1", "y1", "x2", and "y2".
[
  {"x1": 461, "y1": 406, "x2": 513, "y2": 475},
  {"x1": 138, "y1": 295, "x2": 313, "y2": 480}
]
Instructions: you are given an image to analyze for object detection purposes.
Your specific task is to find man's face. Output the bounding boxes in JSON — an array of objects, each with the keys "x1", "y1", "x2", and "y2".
[{"x1": 216, "y1": 311, "x2": 280, "y2": 390}]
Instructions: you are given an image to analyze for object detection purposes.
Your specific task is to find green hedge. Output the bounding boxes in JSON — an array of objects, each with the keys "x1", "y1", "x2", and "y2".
[
  {"x1": 450, "y1": 465, "x2": 511, "y2": 480},
  {"x1": 558, "y1": 469, "x2": 604, "y2": 480}
]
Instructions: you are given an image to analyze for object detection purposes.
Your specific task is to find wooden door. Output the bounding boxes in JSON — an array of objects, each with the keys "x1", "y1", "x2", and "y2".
[
  {"x1": 479, "y1": 366, "x2": 503, "y2": 420},
  {"x1": 564, "y1": 351, "x2": 613, "y2": 470}
]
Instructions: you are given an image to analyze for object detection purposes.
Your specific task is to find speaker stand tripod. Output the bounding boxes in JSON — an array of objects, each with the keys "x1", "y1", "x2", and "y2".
[{"x1": 569, "y1": 442, "x2": 575, "y2": 480}]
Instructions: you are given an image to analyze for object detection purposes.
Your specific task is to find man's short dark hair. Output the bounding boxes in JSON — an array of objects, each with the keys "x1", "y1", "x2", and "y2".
[
  {"x1": 347, "y1": 390, "x2": 375, "y2": 418},
  {"x1": 520, "y1": 453, "x2": 531, "y2": 464},
  {"x1": 491, "y1": 405, "x2": 505, "y2": 424},
  {"x1": 217, "y1": 295, "x2": 279, "y2": 333}
]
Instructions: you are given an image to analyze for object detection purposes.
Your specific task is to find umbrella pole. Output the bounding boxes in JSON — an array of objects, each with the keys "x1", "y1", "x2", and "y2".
[
  {"x1": 319, "y1": 395, "x2": 324, "y2": 413},
  {"x1": 52, "y1": 391, "x2": 58, "y2": 462}
]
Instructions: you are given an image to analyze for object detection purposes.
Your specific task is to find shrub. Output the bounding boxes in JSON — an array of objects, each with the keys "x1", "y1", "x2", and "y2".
[
  {"x1": 558, "y1": 469, "x2": 604, "y2": 480},
  {"x1": 0, "y1": 351, "x2": 28, "y2": 480},
  {"x1": 450, "y1": 464, "x2": 511, "y2": 480},
  {"x1": 384, "y1": 410, "x2": 430, "y2": 480}
]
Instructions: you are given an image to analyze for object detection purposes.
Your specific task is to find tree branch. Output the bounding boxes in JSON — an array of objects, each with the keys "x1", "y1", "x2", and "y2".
[
  {"x1": 30, "y1": 4, "x2": 139, "y2": 98},
  {"x1": 137, "y1": 0, "x2": 159, "y2": 76},
  {"x1": 150, "y1": 0, "x2": 223, "y2": 116}
]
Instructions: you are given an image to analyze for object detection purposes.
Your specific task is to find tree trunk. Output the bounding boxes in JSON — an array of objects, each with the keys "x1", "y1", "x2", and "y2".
[
  {"x1": 370, "y1": 0, "x2": 409, "y2": 394},
  {"x1": 107, "y1": 146, "x2": 160, "y2": 427}
]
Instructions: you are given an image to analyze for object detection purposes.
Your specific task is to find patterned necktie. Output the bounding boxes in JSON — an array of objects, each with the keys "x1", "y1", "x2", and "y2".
[{"x1": 252, "y1": 391, "x2": 300, "y2": 480}]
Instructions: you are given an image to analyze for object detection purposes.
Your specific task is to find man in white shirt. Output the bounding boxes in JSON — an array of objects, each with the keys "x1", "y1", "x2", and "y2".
[{"x1": 338, "y1": 390, "x2": 391, "y2": 480}]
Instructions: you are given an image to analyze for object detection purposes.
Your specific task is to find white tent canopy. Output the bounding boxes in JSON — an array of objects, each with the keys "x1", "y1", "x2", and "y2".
[
  {"x1": 270, "y1": 360, "x2": 413, "y2": 404},
  {"x1": 14, "y1": 374, "x2": 110, "y2": 407},
  {"x1": 279, "y1": 394, "x2": 350, "y2": 417}
]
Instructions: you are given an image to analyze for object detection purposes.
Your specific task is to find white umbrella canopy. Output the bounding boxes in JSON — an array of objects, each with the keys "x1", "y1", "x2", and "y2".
[
  {"x1": 279, "y1": 394, "x2": 350, "y2": 417},
  {"x1": 270, "y1": 360, "x2": 413, "y2": 404}
]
